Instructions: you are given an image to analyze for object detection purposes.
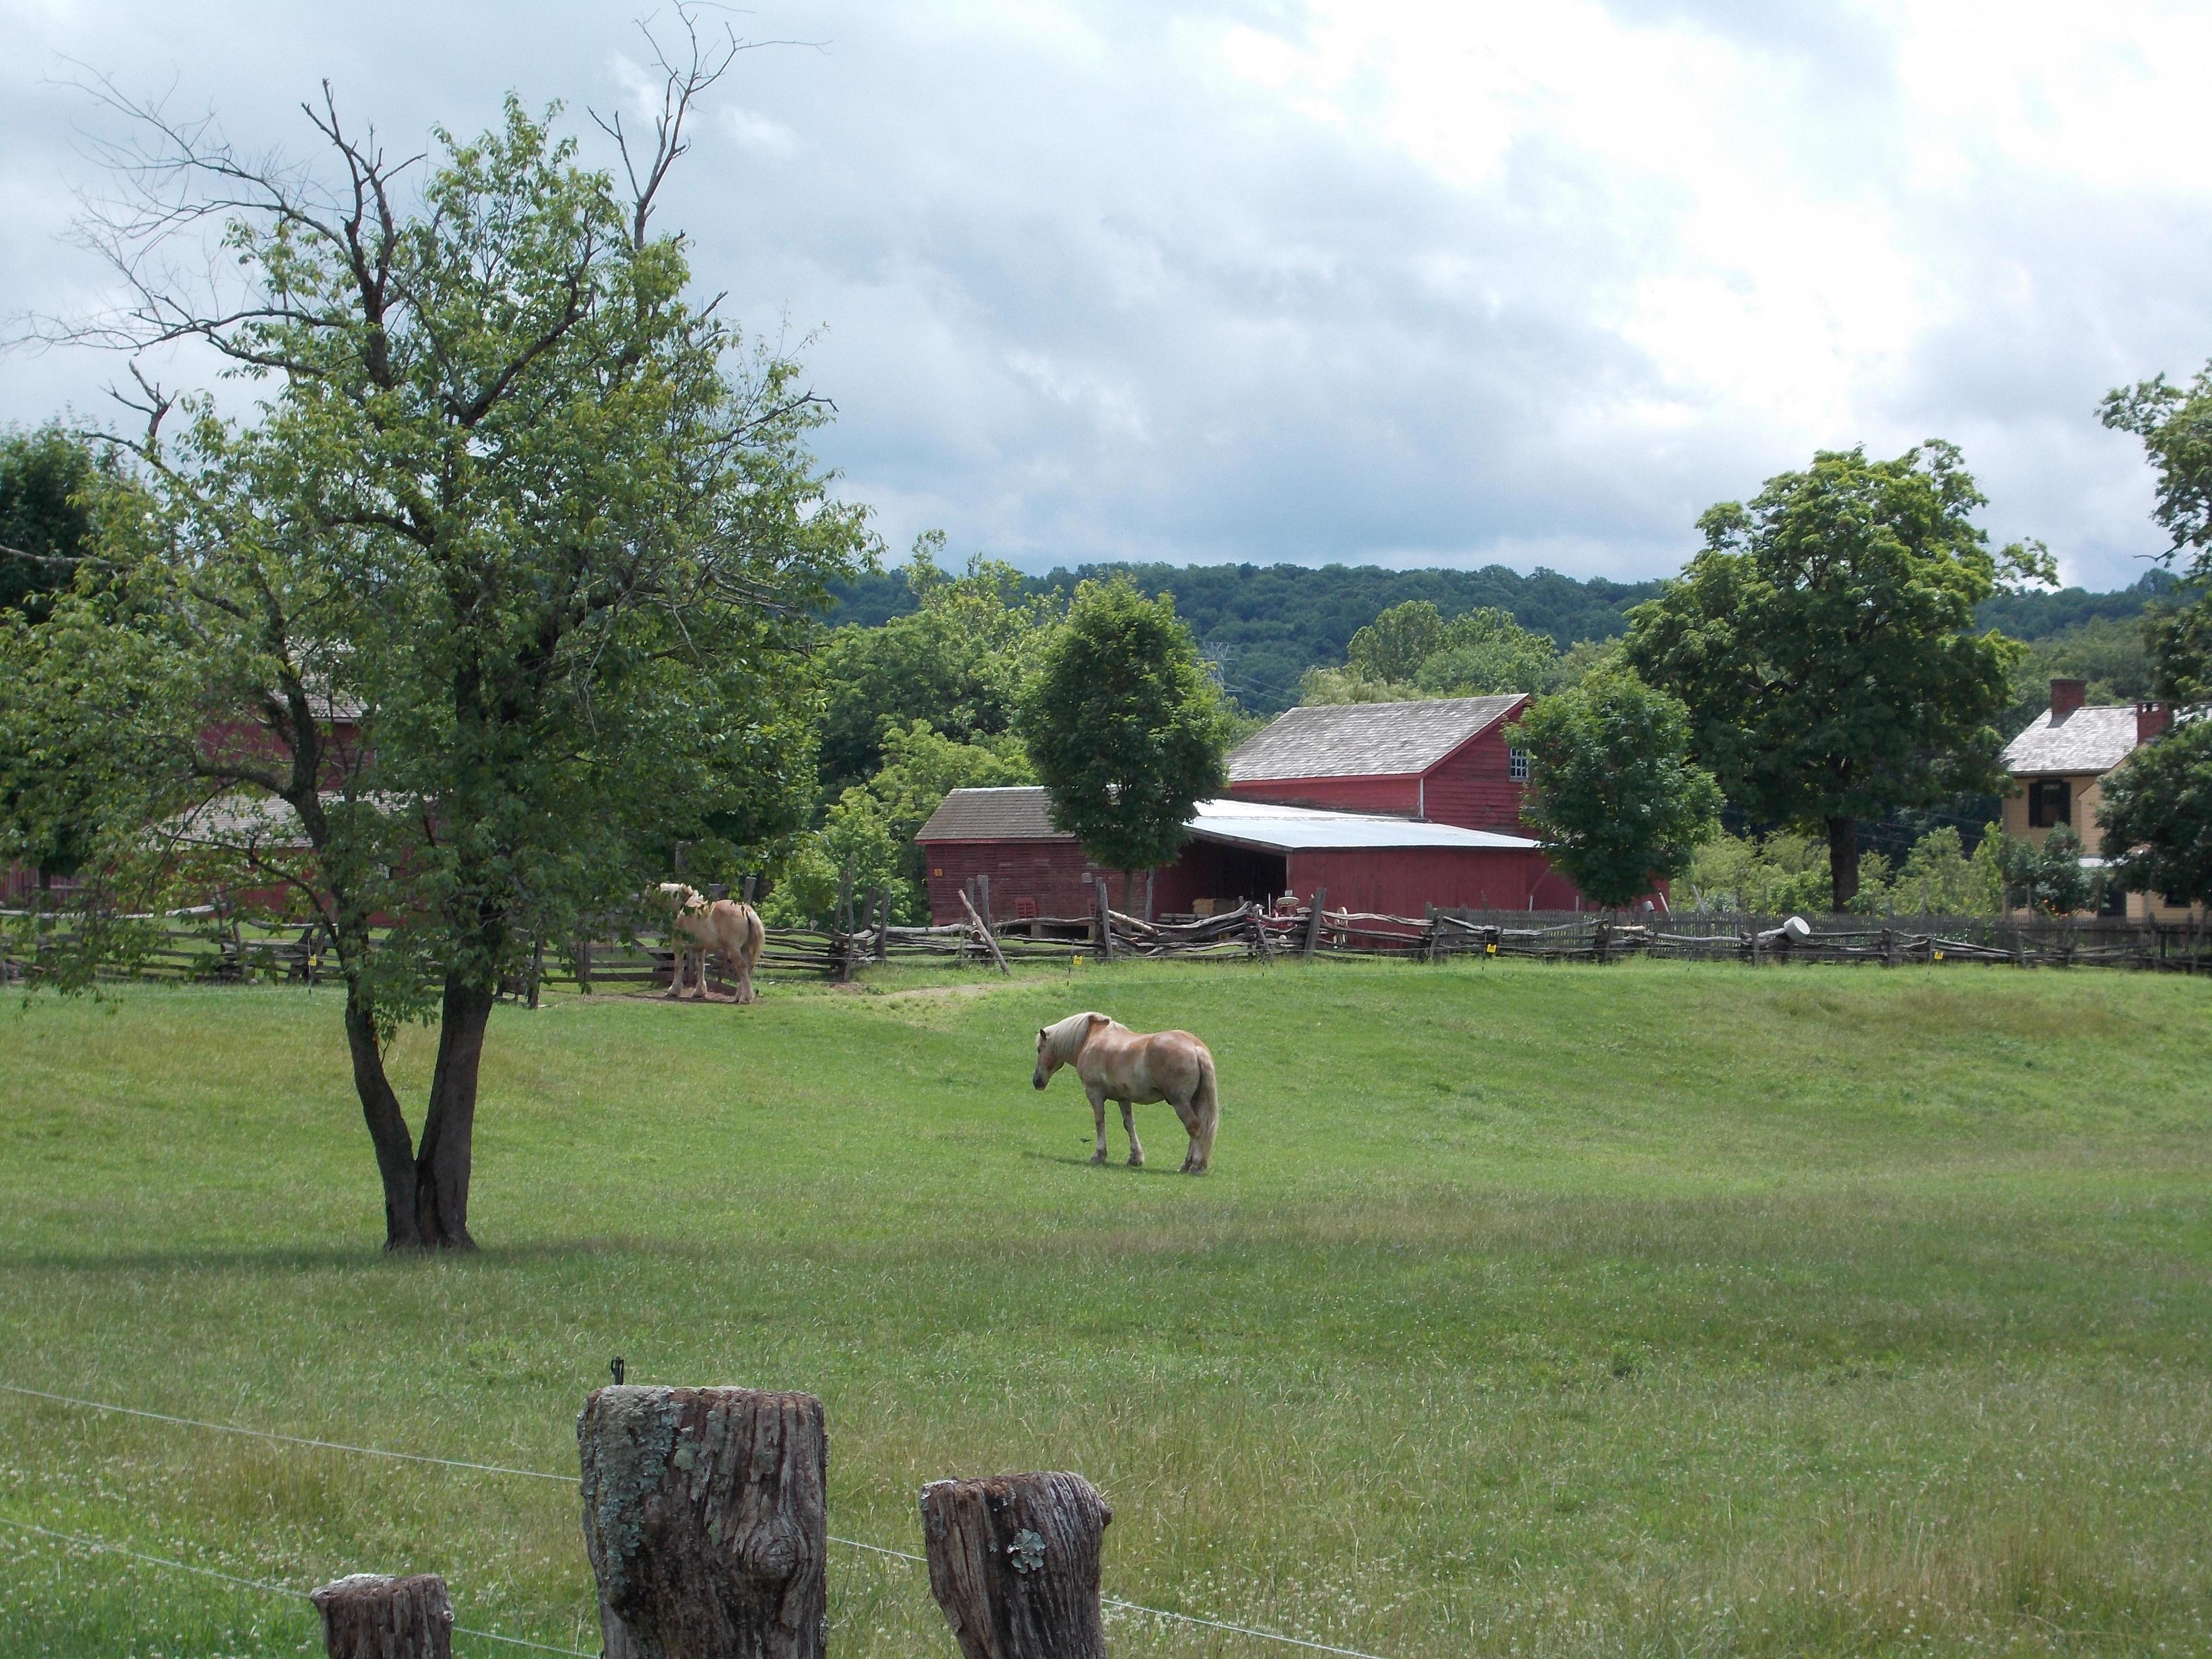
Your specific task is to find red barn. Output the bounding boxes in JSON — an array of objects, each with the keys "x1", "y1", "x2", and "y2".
[
  {"x1": 1224, "y1": 694, "x2": 1588, "y2": 908},
  {"x1": 915, "y1": 787, "x2": 1550, "y2": 924}
]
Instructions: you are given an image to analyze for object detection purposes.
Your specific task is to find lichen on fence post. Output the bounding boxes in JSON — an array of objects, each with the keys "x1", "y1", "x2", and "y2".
[
  {"x1": 919, "y1": 1471, "x2": 1111, "y2": 1659},
  {"x1": 309, "y1": 1573, "x2": 454, "y2": 1659},
  {"x1": 578, "y1": 1385, "x2": 828, "y2": 1659}
]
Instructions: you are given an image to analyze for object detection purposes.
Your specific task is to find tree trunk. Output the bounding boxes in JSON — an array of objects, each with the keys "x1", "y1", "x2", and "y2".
[
  {"x1": 344, "y1": 987, "x2": 422, "y2": 1251},
  {"x1": 414, "y1": 973, "x2": 493, "y2": 1250},
  {"x1": 577, "y1": 1385, "x2": 828, "y2": 1659},
  {"x1": 920, "y1": 1472, "x2": 1111, "y2": 1659},
  {"x1": 1827, "y1": 816, "x2": 1859, "y2": 913},
  {"x1": 309, "y1": 1573, "x2": 454, "y2": 1659}
]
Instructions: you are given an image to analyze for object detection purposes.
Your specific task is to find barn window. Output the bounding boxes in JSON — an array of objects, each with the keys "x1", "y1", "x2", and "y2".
[
  {"x1": 2027, "y1": 779, "x2": 2070, "y2": 828},
  {"x1": 1508, "y1": 747, "x2": 1531, "y2": 782},
  {"x1": 1014, "y1": 897, "x2": 1039, "y2": 919}
]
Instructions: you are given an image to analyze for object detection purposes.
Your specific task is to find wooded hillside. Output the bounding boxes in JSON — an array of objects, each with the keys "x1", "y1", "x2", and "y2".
[{"x1": 825, "y1": 562, "x2": 2177, "y2": 713}]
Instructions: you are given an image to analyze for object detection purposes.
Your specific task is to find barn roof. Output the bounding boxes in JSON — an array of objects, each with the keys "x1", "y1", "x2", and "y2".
[
  {"x1": 916, "y1": 786, "x2": 1537, "y2": 853},
  {"x1": 1999, "y1": 707, "x2": 2141, "y2": 777},
  {"x1": 1186, "y1": 797, "x2": 1537, "y2": 853},
  {"x1": 916, "y1": 786, "x2": 1064, "y2": 842},
  {"x1": 1225, "y1": 695, "x2": 1525, "y2": 782}
]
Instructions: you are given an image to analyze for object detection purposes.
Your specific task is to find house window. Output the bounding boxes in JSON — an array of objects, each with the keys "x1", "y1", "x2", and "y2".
[
  {"x1": 2027, "y1": 778, "x2": 2071, "y2": 828},
  {"x1": 1508, "y1": 747, "x2": 1531, "y2": 782}
]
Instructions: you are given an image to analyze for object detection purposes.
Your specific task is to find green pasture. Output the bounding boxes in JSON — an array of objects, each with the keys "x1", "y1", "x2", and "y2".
[{"x1": 1, "y1": 959, "x2": 2208, "y2": 1657}]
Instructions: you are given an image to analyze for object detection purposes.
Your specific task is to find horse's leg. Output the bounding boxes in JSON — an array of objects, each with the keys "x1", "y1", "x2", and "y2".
[
  {"x1": 662, "y1": 937, "x2": 684, "y2": 998},
  {"x1": 1172, "y1": 1090, "x2": 1199, "y2": 1173},
  {"x1": 1121, "y1": 1100, "x2": 1144, "y2": 1166},
  {"x1": 1088, "y1": 1085, "x2": 1109, "y2": 1164}
]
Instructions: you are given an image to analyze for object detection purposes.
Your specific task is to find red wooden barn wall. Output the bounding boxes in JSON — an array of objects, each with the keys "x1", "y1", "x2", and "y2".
[
  {"x1": 1418, "y1": 723, "x2": 1529, "y2": 834},
  {"x1": 1283, "y1": 847, "x2": 1551, "y2": 915},
  {"x1": 922, "y1": 838, "x2": 1099, "y2": 923},
  {"x1": 1226, "y1": 774, "x2": 1421, "y2": 817}
]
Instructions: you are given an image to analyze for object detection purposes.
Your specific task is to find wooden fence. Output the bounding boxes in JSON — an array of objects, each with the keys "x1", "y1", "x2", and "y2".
[{"x1": 6, "y1": 896, "x2": 2207, "y2": 988}]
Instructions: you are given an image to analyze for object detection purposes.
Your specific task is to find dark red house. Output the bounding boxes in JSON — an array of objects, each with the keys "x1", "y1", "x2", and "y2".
[{"x1": 916, "y1": 788, "x2": 1552, "y2": 923}]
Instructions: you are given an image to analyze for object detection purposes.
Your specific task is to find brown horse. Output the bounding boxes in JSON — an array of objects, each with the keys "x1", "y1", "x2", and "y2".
[
  {"x1": 655, "y1": 883, "x2": 765, "y2": 1005},
  {"x1": 1033, "y1": 1010, "x2": 1220, "y2": 1173}
]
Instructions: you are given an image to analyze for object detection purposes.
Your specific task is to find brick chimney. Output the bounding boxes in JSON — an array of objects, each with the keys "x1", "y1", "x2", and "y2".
[
  {"x1": 2050, "y1": 678, "x2": 2086, "y2": 718},
  {"x1": 2138, "y1": 701, "x2": 2172, "y2": 744}
]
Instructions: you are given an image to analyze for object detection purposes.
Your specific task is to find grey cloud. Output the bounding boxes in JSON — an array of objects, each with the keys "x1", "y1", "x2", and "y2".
[{"x1": 2, "y1": 1, "x2": 2202, "y2": 588}]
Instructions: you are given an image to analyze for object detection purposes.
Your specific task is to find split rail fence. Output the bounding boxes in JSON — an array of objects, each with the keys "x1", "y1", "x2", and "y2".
[{"x1": 6, "y1": 887, "x2": 2207, "y2": 990}]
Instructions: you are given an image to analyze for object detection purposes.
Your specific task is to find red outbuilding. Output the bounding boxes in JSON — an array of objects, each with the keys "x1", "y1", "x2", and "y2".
[{"x1": 916, "y1": 788, "x2": 1553, "y2": 924}]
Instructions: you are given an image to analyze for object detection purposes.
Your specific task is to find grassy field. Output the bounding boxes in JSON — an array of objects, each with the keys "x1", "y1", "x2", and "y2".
[{"x1": 1, "y1": 957, "x2": 2208, "y2": 1658}]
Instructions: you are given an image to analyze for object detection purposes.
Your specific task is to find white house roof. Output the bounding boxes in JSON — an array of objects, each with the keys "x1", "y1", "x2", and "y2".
[
  {"x1": 1225, "y1": 695, "x2": 1525, "y2": 782},
  {"x1": 916, "y1": 786, "x2": 1537, "y2": 854},
  {"x1": 1999, "y1": 707, "x2": 2142, "y2": 777}
]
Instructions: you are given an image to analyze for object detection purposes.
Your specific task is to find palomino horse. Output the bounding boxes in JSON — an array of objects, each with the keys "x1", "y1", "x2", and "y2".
[
  {"x1": 655, "y1": 883, "x2": 766, "y2": 1005},
  {"x1": 1033, "y1": 1011, "x2": 1220, "y2": 1173}
]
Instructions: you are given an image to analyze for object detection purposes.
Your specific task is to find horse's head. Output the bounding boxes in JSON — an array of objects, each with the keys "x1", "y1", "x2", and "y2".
[
  {"x1": 652, "y1": 881, "x2": 702, "y2": 914},
  {"x1": 1035, "y1": 1012, "x2": 1107, "y2": 1089}
]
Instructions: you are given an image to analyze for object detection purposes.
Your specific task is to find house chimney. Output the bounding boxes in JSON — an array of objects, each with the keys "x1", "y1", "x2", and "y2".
[
  {"x1": 2050, "y1": 678, "x2": 2086, "y2": 718},
  {"x1": 2137, "y1": 701, "x2": 2172, "y2": 745}
]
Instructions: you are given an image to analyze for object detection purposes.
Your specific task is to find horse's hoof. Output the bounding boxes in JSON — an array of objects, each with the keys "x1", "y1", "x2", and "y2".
[
  {"x1": 1089, "y1": 1151, "x2": 1108, "y2": 1165},
  {"x1": 1128, "y1": 1154, "x2": 1144, "y2": 1168}
]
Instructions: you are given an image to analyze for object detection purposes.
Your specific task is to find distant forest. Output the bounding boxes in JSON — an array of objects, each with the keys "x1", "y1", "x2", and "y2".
[{"x1": 825, "y1": 562, "x2": 2182, "y2": 714}]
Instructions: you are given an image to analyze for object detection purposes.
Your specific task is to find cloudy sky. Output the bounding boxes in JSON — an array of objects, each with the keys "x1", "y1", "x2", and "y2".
[{"x1": 6, "y1": 1, "x2": 2211, "y2": 589}]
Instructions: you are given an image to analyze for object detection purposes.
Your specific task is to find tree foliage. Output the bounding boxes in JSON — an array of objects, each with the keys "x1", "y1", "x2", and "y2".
[
  {"x1": 2098, "y1": 719, "x2": 2212, "y2": 908},
  {"x1": 1510, "y1": 668, "x2": 1722, "y2": 910},
  {"x1": 814, "y1": 536, "x2": 1059, "y2": 796},
  {"x1": 27, "y1": 37, "x2": 867, "y2": 1249},
  {"x1": 1625, "y1": 443, "x2": 2043, "y2": 911},
  {"x1": 1019, "y1": 576, "x2": 1233, "y2": 882}
]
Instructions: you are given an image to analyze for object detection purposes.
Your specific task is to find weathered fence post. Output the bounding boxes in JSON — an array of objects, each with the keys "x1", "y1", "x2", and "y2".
[
  {"x1": 578, "y1": 1385, "x2": 828, "y2": 1659},
  {"x1": 872, "y1": 888, "x2": 890, "y2": 965},
  {"x1": 1094, "y1": 879, "x2": 1116, "y2": 963},
  {"x1": 836, "y1": 865, "x2": 856, "y2": 983},
  {"x1": 1301, "y1": 887, "x2": 1326, "y2": 960},
  {"x1": 310, "y1": 1574, "x2": 454, "y2": 1659},
  {"x1": 919, "y1": 1472, "x2": 1112, "y2": 1659}
]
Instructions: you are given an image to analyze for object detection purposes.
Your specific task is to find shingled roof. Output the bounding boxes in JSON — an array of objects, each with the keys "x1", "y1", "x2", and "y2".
[
  {"x1": 1225, "y1": 695, "x2": 1525, "y2": 782},
  {"x1": 916, "y1": 786, "x2": 1064, "y2": 842},
  {"x1": 1999, "y1": 707, "x2": 2143, "y2": 778}
]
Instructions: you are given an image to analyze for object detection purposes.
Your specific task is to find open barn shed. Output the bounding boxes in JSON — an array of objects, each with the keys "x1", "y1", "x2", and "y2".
[{"x1": 915, "y1": 787, "x2": 1553, "y2": 924}]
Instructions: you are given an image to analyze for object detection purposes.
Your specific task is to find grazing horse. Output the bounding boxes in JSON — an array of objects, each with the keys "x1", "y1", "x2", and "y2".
[
  {"x1": 1032, "y1": 1011, "x2": 1220, "y2": 1173},
  {"x1": 655, "y1": 883, "x2": 765, "y2": 1005}
]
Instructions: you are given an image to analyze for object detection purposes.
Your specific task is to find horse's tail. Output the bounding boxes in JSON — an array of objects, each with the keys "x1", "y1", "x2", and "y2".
[
  {"x1": 741, "y1": 903, "x2": 766, "y2": 973},
  {"x1": 1190, "y1": 1047, "x2": 1220, "y2": 1172}
]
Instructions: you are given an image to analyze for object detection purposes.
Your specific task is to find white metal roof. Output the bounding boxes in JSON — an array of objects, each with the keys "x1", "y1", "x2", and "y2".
[
  {"x1": 1187, "y1": 797, "x2": 1539, "y2": 854},
  {"x1": 917, "y1": 786, "x2": 1539, "y2": 854}
]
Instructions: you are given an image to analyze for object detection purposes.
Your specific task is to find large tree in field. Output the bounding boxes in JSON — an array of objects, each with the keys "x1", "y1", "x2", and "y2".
[
  {"x1": 2103, "y1": 361, "x2": 2212, "y2": 703},
  {"x1": 1510, "y1": 668, "x2": 1721, "y2": 910},
  {"x1": 1624, "y1": 443, "x2": 2045, "y2": 911},
  {"x1": 25, "y1": 24, "x2": 869, "y2": 1249},
  {"x1": 1019, "y1": 576, "x2": 1233, "y2": 907}
]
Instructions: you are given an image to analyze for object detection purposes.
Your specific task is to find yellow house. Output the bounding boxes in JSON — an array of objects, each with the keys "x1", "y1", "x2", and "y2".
[{"x1": 1998, "y1": 679, "x2": 2202, "y2": 922}]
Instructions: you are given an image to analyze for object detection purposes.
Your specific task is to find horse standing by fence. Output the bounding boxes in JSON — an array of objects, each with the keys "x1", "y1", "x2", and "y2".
[
  {"x1": 655, "y1": 883, "x2": 766, "y2": 1005},
  {"x1": 1033, "y1": 1011, "x2": 1220, "y2": 1173}
]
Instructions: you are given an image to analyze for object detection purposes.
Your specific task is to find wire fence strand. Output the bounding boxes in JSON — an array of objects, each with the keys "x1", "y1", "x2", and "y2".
[
  {"x1": 1, "y1": 1378, "x2": 1397, "y2": 1659},
  {"x1": 0, "y1": 1516, "x2": 594, "y2": 1656}
]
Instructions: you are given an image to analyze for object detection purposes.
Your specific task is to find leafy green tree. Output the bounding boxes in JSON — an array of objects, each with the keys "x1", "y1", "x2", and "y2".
[
  {"x1": 2103, "y1": 365, "x2": 2212, "y2": 702},
  {"x1": 2098, "y1": 719, "x2": 2212, "y2": 908},
  {"x1": 1343, "y1": 599, "x2": 1449, "y2": 684},
  {"x1": 33, "y1": 44, "x2": 866, "y2": 1248},
  {"x1": 1995, "y1": 825, "x2": 2098, "y2": 915},
  {"x1": 770, "y1": 720, "x2": 1033, "y2": 925},
  {"x1": 815, "y1": 537, "x2": 1060, "y2": 796},
  {"x1": 0, "y1": 426, "x2": 103, "y2": 621},
  {"x1": 1626, "y1": 444, "x2": 2047, "y2": 911},
  {"x1": 1510, "y1": 668, "x2": 1722, "y2": 910},
  {"x1": 1020, "y1": 576, "x2": 1233, "y2": 904},
  {"x1": 1414, "y1": 607, "x2": 1560, "y2": 696}
]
